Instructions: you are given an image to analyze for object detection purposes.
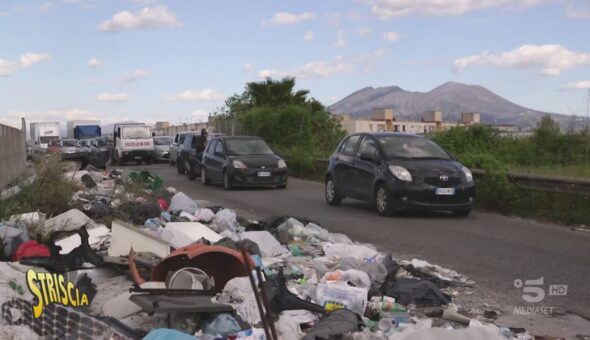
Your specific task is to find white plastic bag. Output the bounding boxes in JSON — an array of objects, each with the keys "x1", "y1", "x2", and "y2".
[
  {"x1": 169, "y1": 192, "x2": 198, "y2": 215},
  {"x1": 316, "y1": 283, "x2": 369, "y2": 315},
  {"x1": 321, "y1": 269, "x2": 372, "y2": 289},
  {"x1": 211, "y1": 209, "x2": 238, "y2": 232}
]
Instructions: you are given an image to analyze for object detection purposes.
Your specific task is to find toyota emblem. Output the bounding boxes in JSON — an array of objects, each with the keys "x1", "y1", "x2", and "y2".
[{"x1": 439, "y1": 175, "x2": 449, "y2": 182}]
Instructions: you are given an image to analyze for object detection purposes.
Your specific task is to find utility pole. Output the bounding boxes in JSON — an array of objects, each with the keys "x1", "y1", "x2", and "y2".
[{"x1": 586, "y1": 89, "x2": 589, "y2": 132}]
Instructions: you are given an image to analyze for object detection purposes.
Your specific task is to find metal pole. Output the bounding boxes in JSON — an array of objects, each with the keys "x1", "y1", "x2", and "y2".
[{"x1": 586, "y1": 89, "x2": 589, "y2": 132}]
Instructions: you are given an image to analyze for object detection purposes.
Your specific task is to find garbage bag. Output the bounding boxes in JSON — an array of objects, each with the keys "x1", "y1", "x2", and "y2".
[
  {"x1": 0, "y1": 222, "x2": 30, "y2": 260},
  {"x1": 210, "y1": 209, "x2": 239, "y2": 233},
  {"x1": 323, "y1": 243, "x2": 380, "y2": 261},
  {"x1": 42, "y1": 209, "x2": 94, "y2": 235},
  {"x1": 328, "y1": 233, "x2": 353, "y2": 245},
  {"x1": 202, "y1": 313, "x2": 241, "y2": 336},
  {"x1": 405, "y1": 258, "x2": 474, "y2": 287},
  {"x1": 335, "y1": 257, "x2": 388, "y2": 285},
  {"x1": 303, "y1": 309, "x2": 362, "y2": 340},
  {"x1": 288, "y1": 222, "x2": 330, "y2": 241},
  {"x1": 321, "y1": 269, "x2": 372, "y2": 290},
  {"x1": 215, "y1": 277, "x2": 261, "y2": 325},
  {"x1": 168, "y1": 192, "x2": 198, "y2": 215},
  {"x1": 195, "y1": 208, "x2": 215, "y2": 223},
  {"x1": 380, "y1": 277, "x2": 451, "y2": 307},
  {"x1": 315, "y1": 283, "x2": 369, "y2": 315},
  {"x1": 144, "y1": 328, "x2": 196, "y2": 340},
  {"x1": 120, "y1": 201, "x2": 162, "y2": 225},
  {"x1": 240, "y1": 231, "x2": 288, "y2": 257},
  {"x1": 262, "y1": 268, "x2": 325, "y2": 315}
]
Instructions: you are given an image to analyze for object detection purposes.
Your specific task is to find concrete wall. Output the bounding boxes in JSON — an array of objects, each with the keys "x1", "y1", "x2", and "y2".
[{"x1": 0, "y1": 120, "x2": 26, "y2": 188}]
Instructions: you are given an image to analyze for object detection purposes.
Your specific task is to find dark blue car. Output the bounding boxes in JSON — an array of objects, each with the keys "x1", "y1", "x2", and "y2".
[{"x1": 324, "y1": 132, "x2": 475, "y2": 216}]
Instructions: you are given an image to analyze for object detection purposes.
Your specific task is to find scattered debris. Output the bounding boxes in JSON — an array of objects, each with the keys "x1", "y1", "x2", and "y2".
[{"x1": 0, "y1": 166, "x2": 570, "y2": 339}]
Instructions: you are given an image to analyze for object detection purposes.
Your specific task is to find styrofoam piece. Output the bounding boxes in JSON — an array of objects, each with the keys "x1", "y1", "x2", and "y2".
[
  {"x1": 160, "y1": 222, "x2": 222, "y2": 249},
  {"x1": 55, "y1": 225, "x2": 110, "y2": 254},
  {"x1": 108, "y1": 220, "x2": 170, "y2": 258}
]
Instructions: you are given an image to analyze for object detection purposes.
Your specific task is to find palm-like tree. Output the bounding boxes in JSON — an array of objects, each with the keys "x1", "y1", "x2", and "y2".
[{"x1": 246, "y1": 77, "x2": 310, "y2": 107}]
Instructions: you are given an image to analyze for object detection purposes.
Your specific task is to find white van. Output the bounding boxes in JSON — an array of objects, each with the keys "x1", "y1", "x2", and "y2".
[{"x1": 111, "y1": 123, "x2": 155, "y2": 165}]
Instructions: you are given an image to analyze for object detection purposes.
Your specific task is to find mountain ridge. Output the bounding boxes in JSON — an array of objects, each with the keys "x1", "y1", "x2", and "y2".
[{"x1": 328, "y1": 82, "x2": 579, "y2": 130}]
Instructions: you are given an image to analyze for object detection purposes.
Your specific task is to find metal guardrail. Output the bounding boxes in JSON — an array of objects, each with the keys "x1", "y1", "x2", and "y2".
[{"x1": 312, "y1": 159, "x2": 590, "y2": 196}]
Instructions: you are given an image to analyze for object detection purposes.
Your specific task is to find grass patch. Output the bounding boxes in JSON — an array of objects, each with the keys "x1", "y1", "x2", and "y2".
[{"x1": 0, "y1": 154, "x2": 78, "y2": 220}]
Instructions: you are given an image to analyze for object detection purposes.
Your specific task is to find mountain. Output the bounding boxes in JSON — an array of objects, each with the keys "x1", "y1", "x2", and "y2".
[{"x1": 328, "y1": 82, "x2": 581, "y2": 130}]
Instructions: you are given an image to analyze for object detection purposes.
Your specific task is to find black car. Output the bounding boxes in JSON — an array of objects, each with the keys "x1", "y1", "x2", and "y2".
[
  {"x1": 324, "y1": 133, "x2": 475, "y2": 216},
  {"x1": 177, "y1": 134, "x2": 206, "y2": 180},
  {"x1": 201, "y1": 136, "x2": 288, "y2": 190}
]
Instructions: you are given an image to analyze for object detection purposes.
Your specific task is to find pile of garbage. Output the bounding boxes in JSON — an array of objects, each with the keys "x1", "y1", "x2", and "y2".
[{"x1": 0, "y1": 166, "x2": 552, "y2": 339}]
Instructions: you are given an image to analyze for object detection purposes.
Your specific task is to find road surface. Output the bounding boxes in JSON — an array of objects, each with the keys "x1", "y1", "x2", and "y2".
[{"x1": 129, "y1": 163, "x2": 590, "y2": 321}]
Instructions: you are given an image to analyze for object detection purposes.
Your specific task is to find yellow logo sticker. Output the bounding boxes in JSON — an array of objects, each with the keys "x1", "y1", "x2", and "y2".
[{"x1": 26, "y1": 269, "x2": 89, "y2": 318}]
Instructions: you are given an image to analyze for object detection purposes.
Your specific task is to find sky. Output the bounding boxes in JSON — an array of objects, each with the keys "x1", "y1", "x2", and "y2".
[{"x1": 1, "y1": 0, "x2": 590, "y2": 129}]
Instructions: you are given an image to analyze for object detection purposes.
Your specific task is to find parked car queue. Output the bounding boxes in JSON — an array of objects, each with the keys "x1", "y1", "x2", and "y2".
[{"x1": 152, "y1": 131, "x2": 475, "y2": 217}]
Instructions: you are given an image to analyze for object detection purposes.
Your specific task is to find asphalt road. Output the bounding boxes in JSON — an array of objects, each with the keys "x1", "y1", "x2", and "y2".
[{"x1": 130, "y1": 163, "x2": 590, "y2": 319}]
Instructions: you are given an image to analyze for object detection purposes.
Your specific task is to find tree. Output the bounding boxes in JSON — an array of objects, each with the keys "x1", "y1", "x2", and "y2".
[{"x1": 219, "y1": 77, "x2": 345, "y2": 160}]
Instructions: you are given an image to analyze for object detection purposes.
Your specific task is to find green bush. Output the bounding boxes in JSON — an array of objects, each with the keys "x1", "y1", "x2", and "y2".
[{"x1": 0, "y1": 155, "x2": 77, "y2": 220}]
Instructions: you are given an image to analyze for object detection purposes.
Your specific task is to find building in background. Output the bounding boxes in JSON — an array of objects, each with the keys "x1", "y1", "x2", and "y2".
[{"x1": 338, "y1": 109, "x2": 479, "y2": 135}]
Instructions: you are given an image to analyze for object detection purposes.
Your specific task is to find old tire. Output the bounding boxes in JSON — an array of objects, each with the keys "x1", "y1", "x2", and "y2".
[
  {"x1": 325, "y1": 176, "x2": 342, "y2": 206},
  {"x1": 201, "y1": 168, "x2": 211, "y2": 185},
  {"x1": 374, "y1": 183, "x2": 395, "y2": 216}
]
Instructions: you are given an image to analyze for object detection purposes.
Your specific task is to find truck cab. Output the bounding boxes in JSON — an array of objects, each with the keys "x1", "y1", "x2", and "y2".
[{"x1": 111, "y1": 123, "x2": 155, "y2": 165}]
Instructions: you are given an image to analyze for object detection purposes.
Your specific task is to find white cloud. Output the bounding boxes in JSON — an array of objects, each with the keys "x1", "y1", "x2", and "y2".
[
  {"x1": 383, "y1": 31, "x2": 401, "y2": 42},
  {"x1": 38, "y1": 2, "x2": 55, "y2": 12},
  {"x1": 259, "y1": 57, "x2": 354, "y2": 79},
  {"x1": 243, "y1": 63, "x2": 254, "y2": 71},
  {"x1": 130, "y1": 0, "x2": 157, "y2": 5},
  {"x1": 97, "y1": 92, "x2": 131, "y2": 102},
  {"x1": 562, "y1": 80, "x2": 590, "y2": 90},
  {"x1": 166, "y1": 89, "x2": 223, "y2": 101},
  {"x1": 88, "y1": 58, "x2": 104, "y2": 68},
  {"x1": 362, "y1": 0, "x2": 545, "y2": 19},
  {"x1": 20, "y1": 53, "x2": 51, "y2": 68},
  {"x1": 334, "y1": 29, "x2": 346, "y2": 47},
  {"x1": 358, "y1": 27, "x2": 371, "y2": 36},
  {"x1": 453, "y1": 44, "x2": 590, "y2": 76},
  {"x1": 259, "y1": 48, "x2": 387, "y2": 79},
  {"x1": 304, "y1": 30, "x2": 315, "y2": 42},
  {"x1": 191, "y1": 110, "x2": 209, "y2": 122},
  {"x1": 0, "y1": 11, "x2": 9, "y2": 16},
  {"x1": 566, "y1": 2, "x2": 590, "y2": 18},
  {"x1": 122, "y1": 68, "x2": 149, "y2": 83},
  {"x1": 0, "y1": 59, "x2": 19, "y2": 77},
  {"x1": 98, "y1": 6, "x2": 181, "y2": 32},
  {"x1": 261, "y1": 12, "x2": 315, "y2": 26}
]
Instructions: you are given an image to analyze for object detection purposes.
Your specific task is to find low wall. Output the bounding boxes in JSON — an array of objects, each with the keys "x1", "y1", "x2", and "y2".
[{"x1": 0, "y1": 122, "x2": 26, "y2": 188}]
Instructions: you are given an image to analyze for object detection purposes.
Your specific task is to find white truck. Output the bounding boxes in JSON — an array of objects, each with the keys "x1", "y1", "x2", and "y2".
[
  {"x1": 111, "y1": 122, "x2": 155, "y2": 165},
  {"x1": 30, "y1": 122, "x2": 61, "y2": 150}
]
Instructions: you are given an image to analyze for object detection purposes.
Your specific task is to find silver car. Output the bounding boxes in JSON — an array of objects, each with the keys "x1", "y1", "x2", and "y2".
[{"x1": 153, "y1": 136, "x2": 173, "y2": 162}]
